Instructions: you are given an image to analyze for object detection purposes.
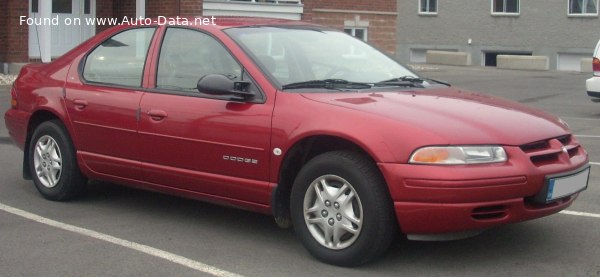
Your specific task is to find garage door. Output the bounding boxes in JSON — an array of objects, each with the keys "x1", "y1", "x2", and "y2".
[{"x1": 557, "y1": 53, "x2": 590, "y2": 72}]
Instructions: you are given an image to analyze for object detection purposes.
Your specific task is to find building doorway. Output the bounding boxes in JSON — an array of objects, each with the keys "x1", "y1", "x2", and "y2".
[
  {"x1": 484, "y1": 51, "x2": 532, "y2": 67},
  {"x1": 29, "y1": 0, "x2": 96, "y2": 59}
]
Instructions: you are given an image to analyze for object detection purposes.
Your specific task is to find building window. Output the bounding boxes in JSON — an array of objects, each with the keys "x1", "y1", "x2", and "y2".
[
  {"x1": 569, "y1": 0, "x2": 598, "y2": 15},
  {"x1": 52, "y1": 0, "x2": 72, "y2": 13},
  {"x1": 84, "y1": 0, "x2": 91, "y2": 15},
  {"x1": 31, "y1": 0, "x2": 73, "y2": 14},
  {"x1": 419, "y1": 0, "x2": 438, "y2": 14},
  {"x1": 31, "y1": 0, "x2": 38, "y2": 13},
  {"x1": 492, "y1": 0, "x2": 519, "y2": 14},
  {"x1": 344, "y1": 28, "x2": 368, "y2": 42}
]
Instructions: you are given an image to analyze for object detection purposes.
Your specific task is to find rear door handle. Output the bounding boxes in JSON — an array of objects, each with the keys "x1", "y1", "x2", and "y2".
[
  {"x1": 147, "y1": 109, "x2": 168, "y2": 121},
  {"x1": 73, "y1": 99, "x2": 88, "y2": 110}
]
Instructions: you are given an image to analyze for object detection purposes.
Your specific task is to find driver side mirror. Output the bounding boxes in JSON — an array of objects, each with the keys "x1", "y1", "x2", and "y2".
[{"x1": 197, "y1": 74, "x2": 254, "y2": 102}]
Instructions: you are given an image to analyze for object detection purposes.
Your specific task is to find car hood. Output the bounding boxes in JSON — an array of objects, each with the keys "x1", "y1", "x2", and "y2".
[{"x1": 300, "y1": 87, "x2": 569, "y2": 146}]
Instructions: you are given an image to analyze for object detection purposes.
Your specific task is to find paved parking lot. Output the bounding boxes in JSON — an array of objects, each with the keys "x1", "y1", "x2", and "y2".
[{"x1": 1, "y1": 65, "x2": 599, "y2": 276}]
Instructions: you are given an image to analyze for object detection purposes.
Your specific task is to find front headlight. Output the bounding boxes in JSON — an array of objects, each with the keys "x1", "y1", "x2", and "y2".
[{"x1": 409, "y1": 146, "x2": 507, "y2": 165}]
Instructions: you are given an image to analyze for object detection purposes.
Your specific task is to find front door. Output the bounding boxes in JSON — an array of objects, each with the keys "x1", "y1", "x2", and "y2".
[
  {"x1": 29, "y1": 0, "x2": 96, "y2": 58},
  {"x1": 138, "y1": 27, "x2": 273, "y2": 205}
]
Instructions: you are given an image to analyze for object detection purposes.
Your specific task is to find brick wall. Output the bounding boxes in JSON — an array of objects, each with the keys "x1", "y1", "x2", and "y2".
[
  {"x1": 302, "y1": 0, "x2": 396, "y2": 21},
  {"x1": 113, "y1": 0, "x2": 203, "y2": 20},
  {"x1": 113, "y1": 0, "x2": 136, "y2": 19},
  {"x1": 0, "y1": 0, "x2": 397, "y2": 63},
  {"x1": 309, "y1": 12, "x2": 396, "y2": 54},
  {"x1": 147, "y1": 0, "x2": 177, "y2": 18},
  {"x1": 179, "y1": 0, "x2": 203, "y2": 16},
  {"x1": 308, "y1": 0, "x2": 395, "y2": 12},
  {"x1": 96, "y1": 0, "x2": 114, "y2": 33},
  {"x1": 0, "y1": 0, "x2": 7, "y2": 62},
  {"x1": 4, "y1": 0, "x2": 28, "y2": 63},
  {"x1": 302, "y1": 0, "x2": 398, "y2": 54}
]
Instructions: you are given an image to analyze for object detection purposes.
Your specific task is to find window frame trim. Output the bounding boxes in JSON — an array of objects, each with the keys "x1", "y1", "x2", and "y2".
[
  {"x1": 79, "y1": 26, "x2": 158, "y2": 90},
  {"x1": 490, "y1": 0, "x2": 521, "y2": 16},
  {"x1": 418, "y1": 0, "x2": 438, "y2": 15},
  {"x1": 567, "y1": 0, "x2": 599, "y2": 17},
  {"x1": 150, "y1": 26, "x2": 266, "y2": 104}
]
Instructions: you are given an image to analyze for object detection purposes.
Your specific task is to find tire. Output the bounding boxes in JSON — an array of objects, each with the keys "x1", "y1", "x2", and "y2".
[
  {"x1": 28, "y1": 120, "x2": 86, "y2": 201},
  {"x1": 290, "y1": 150, "x2": 396, "y2": 266}
]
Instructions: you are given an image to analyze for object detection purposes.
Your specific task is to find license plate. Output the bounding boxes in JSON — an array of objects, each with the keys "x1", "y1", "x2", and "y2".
[{"x1": 546, "y1": 167, "x2": 590, "y2": 202}]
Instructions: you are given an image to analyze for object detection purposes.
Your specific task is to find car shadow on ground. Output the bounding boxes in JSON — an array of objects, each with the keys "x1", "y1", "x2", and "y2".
[{"x1": 75, "y1": 180, "x2": 562, "y2": 273}]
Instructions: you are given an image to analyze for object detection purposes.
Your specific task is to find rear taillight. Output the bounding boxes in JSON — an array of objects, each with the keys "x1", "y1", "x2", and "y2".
[{"x1": 593, "y1": 57, "x2": 600, "y2": 76}]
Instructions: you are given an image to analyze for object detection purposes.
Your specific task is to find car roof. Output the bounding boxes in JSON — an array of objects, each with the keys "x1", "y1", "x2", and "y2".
[
  {"x1": 213, "y1": 16, "x2": 315, "y2": 28},
  {"x1": 139, "y1": 16, "x2": 321, "y2": 30}
]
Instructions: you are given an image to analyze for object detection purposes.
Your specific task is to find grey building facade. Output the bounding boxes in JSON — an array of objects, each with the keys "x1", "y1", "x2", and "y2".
[{"x1": 396, "y1": 0, "x2": 600, "y2": 71}]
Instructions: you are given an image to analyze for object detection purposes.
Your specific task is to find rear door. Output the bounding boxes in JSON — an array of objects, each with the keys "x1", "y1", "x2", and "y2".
[
  {"x1": 65, "y1": 27, "x2": 156, "y2": 179},
  {"x1": 138, "y1": 27, "x2": 273, "y2": 204}
]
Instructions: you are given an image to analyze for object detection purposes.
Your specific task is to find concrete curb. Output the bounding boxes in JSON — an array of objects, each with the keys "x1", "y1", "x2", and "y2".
[
  {"x1": 426, "y1": 50, "x2": 472, "y2": 66},
  {"x1": 497, "y1": 55, "x2": 549, "y2": 71}
]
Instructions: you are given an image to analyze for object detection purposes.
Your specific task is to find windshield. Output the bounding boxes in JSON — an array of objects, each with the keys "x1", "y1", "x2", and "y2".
[{"x1": 225, "y1": 26, "x2": 417, "y2": 89}]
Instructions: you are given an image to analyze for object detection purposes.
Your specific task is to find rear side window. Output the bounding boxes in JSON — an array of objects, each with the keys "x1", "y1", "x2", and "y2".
[{"x1": 83, "y1": 28, "x2": 155, "y2": 87}]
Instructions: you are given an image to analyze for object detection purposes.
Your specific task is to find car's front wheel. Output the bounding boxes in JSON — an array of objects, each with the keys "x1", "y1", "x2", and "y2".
[
  {"x1": 290, "y1": 150, "x2": 396, "y2": 266},
  {"x1": 29, "y1": 120, "x2": 86, "y2": 201}
]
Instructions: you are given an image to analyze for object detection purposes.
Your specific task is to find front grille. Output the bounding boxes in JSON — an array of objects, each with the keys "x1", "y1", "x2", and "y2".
[
  {"x1": 520, "y1": 140, "x2": 549, "y2": 153},
  {"x1": 519, "y1": 135, "x2": 581, "y2": 167},
  {"x1": 556, "y1": 135, "x2": 571, "y2": 145}
]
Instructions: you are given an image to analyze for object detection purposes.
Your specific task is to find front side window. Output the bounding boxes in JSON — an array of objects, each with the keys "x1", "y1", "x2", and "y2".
[
  {"x1": 492, "y1": 0, "x2": 519, "y2": 14},
  {"x1": 569, "y1": 0, "x2": 598, "y2": 15},
  {"x1": 83, "y1": 28, "x2": 155, "y2": 87},
  {"x1": 156, "y1": 28, "x2": 242, "y2": 91},
  {"x1": 419, "y1": 0, "x2": 438, "y2": 14}
]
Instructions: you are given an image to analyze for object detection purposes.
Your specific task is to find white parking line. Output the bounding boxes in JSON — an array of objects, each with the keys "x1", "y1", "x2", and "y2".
[
  {"x1": 560, "y1": 210, "x2": 600, "y2": 219},
  {"x1": 575, "y1": 135, "x2": 600, "y2": 138},
  {"x1": 561, "y1": 116, "x2": 598, "y2": 121},
  {"x1": 2, "y1": 202, "x2": 599, "y2": 275},
  {"x1": 591, "y1": 162, "x2": 600, "y2": 166},
  {"x1": 0, "y1": 202, "x2": 242, "y2": 277}
]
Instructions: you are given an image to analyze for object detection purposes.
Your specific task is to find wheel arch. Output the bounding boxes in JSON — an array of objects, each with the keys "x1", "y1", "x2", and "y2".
[
  {"x1": 271, "y1": 135, "x2": 384, "y2": 228},
  {"x1": 22, "y1": 109, "x2": 68, "y2": 180}
]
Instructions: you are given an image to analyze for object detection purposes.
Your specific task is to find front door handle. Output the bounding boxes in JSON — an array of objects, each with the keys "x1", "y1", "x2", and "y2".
[
  {"x1": 147, "y1": 109, "x2": 168, "y2": 121},
  {"x1": 73, "y1": 99, "x2": 88, "y2": 110}
]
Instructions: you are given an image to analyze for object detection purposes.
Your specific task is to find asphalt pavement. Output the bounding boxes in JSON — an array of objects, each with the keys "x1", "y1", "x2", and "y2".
[{"x1": 0, "y1": 65, "x2": 599, "y2": 276}]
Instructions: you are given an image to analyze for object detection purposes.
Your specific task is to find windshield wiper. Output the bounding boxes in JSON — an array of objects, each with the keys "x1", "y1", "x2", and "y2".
[
  {"x1": 282, "y1": 79, "x2": 373, "y2": 90},
  {"x1": 377, "y1": 76, "x2": 451, "y2": 87}
]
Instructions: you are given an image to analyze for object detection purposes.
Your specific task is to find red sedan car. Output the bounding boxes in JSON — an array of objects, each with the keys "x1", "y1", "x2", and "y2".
[{"x1": 4, "y1": 17, "x2": 590, "y2": 266}]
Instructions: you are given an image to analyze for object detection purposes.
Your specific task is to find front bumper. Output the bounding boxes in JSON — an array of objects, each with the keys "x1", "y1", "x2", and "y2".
[
  {"x1": 587, "y1": 90, "x2": 600, "y2": 102},
  {"x1": 379, "y1": 141, "x2": 589, "y2": 234},
  {"x1": 587, "y1": 76, "x2": 600, "y2": 102}
]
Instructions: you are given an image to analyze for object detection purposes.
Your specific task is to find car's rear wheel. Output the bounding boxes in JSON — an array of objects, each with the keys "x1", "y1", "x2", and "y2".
[
  {"x1": 29, "y1": 120, "x2": 86, "y2": 201},
  {"x1": 290, "y1": 150, "x2": 396, "y2": 266}
]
